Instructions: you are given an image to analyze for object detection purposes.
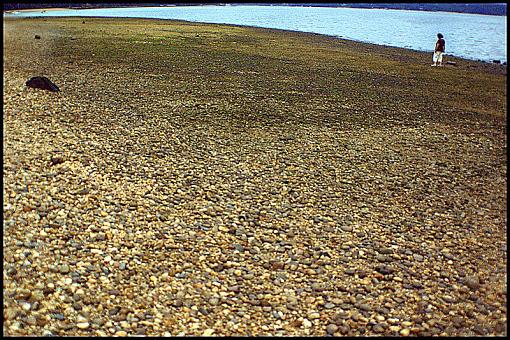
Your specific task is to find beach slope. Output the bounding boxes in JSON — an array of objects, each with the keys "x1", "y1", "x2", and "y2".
[{"x1": 3, "y1": 17, "x2": 507, "y2": 336}]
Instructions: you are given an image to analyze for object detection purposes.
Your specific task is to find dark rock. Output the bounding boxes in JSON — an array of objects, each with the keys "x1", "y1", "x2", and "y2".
[
  {"x1": 429, "y1": 327, "x2": 441, "y2": 335},
  {"x1": 271, "y1": 261, "x2": 284, "y2": 270},
  {"x1": 393, "y1": 297, "x2": 404, "y2": 304},
  {"x1": 333, "y1": 311, "x2": 350, "y2": 322},
  {"x1": 116, "y1": 313, "x2": 127, "y2": 322},
  {"x1": 338, "y1": 326, "x2": 350, "y2": 334},
  {"x1": 375, "y1": 265, "x2": 394, "y2": 275},
  {"x1": 228, "y1": 285, "x2": 240, "y2": 293},
  {"x1": 6, "y1": 266, "x2": 17, "y2": 276},
  {"x1": 492, "y1": 60, "x2": 501, "y2": 64},
  {"x1": 108, "y1": 289, "x2": 120, "y2": 296},
  {"x1": 260, "y1": 299, "x2": 271, "y2": 307},
  {"x1": 375, "y1": 306, "x2": 390, "y2": 315},
  {"x1": 345, "y1": 268, "x2": 356, "y2": 275},
  {"x1": 413, "y1": 254, "x2": 424, "y2": 261},
  {"x1": 373, "y1": 323, "x2": 386, "y2": 333},
  {"x1": 26, "y1": 76, "x2": 60, "y2": 92},
  {"x1": 109, "y1": 306, "x2": 121, "y2": 315},
  {"x1": 378, "y1": 248, "x2": 393, "y2": 255},
  {"x1": 464, "y1": 275, "x2": 481, "y2": 290},
  {"x1": 494, "y1": 321, "x2": 506, "y2": 333},
  {"x1": 358, "y1": 303, "x2": 371, "y2": 311},
  {"x1": 452, "y1": 316, "x2": 465, "y2": 328},
  {"x1": 357, "y1": 270, "x2": 368, "y2": 278},
  {"x1": 442, "y1": 252, "x2": 455, "y2": 260},
  {"x1": 35, "y1": 35, "x2": 41, "y2": 39},
  {"x1": 43, "y1": 286, "x2": 55, "y2": 295}
]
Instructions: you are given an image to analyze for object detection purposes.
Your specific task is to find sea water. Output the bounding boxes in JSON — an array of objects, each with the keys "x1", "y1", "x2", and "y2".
[{"x1": 6, "y1": 5, "x2": 507, "y2": 63}]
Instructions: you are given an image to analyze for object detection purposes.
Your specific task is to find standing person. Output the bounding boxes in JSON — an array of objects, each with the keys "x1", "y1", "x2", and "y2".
[{"x1": 432, "y1": 33, "x2": 445, "y2": 66}]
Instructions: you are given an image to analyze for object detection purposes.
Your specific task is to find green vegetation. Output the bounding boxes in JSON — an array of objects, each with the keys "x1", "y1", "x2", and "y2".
[{"x1": 46, "y1": 17, "x2": 506, "y2": 125}]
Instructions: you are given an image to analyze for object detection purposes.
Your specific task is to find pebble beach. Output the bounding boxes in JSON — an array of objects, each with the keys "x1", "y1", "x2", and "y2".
[{"x1": 3, "y1": 17, "x2": 507, "y2": 336}]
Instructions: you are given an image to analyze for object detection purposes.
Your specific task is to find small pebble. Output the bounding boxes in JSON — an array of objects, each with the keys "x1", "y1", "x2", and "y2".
[
  {"x1": 202, "y1": 329, "x2": 215, "y2": 336},
  {"x1": 76, "y1": 322, "x2": 90, "y2": 329},
  {"x1": 400, "y1": 328, "x2": 410, "y2": 336}
]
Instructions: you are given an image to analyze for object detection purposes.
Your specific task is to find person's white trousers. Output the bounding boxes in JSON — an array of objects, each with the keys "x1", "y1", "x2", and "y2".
[{"x1": 433, "y1": 51, "x2": 444, "y2": 64}]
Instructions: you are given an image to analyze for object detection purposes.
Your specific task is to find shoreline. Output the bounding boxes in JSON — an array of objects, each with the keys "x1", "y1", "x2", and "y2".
[
  {"x1": 4, "y1": 9, "x2": 507, "y2": 65},
  {"x1": 4, "y1": 7, "x2": 72, "y2": 13},
  {"x1": 5, "y1": 16, "x2": 508, "y2": 66}
]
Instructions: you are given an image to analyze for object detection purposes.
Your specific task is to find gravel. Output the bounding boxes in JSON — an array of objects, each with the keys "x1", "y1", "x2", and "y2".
[{"x1": 3, "y1": 16, "x2": 507, "y2": 337}]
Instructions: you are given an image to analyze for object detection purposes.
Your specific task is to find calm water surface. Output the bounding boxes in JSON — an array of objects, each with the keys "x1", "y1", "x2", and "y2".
[{"x1": 7, "y1": 6, "x2": 507, "y2": 63}]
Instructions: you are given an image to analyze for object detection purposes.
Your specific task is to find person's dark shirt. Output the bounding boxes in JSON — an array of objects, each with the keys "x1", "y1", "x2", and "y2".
[{"x1": 435, "y1": 38, "x2": 445, "y2": 52}]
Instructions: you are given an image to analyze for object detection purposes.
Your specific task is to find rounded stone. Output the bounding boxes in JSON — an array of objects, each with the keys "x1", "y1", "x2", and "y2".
[
  {"x1": 400, "y1": 328, "x2": 410, "y2": 336},
  {"x1": 308, "y1": 312, "x2": 321, "y2": 320},
  {"x1": 60, "y1": 264, "x2": 70, "y2": 274},
  {"x1": 326, "y1": 324, "x2": 338, "y2": 334},
  {"x1": 76, "y1": 322, "x2": 90, "y2": 329}
]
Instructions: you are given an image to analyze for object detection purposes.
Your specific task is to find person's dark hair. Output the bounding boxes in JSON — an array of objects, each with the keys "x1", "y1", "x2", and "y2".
[{"x1": 437, "y1": 33, "x2": 444, "y2": 39}]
